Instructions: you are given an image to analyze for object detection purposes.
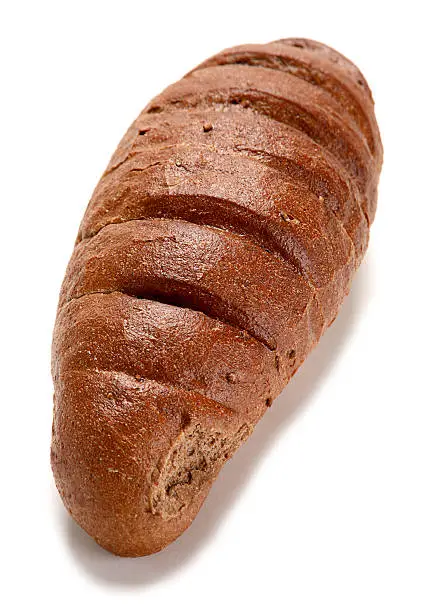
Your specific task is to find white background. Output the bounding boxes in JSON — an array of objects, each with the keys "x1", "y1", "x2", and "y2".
[{"x1": 1, "y1": 1, "x2": 428, "y2": 610}]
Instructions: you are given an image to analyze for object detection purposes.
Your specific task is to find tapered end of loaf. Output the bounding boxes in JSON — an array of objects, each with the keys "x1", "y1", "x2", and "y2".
[{"x1": 51, "y1": 369, "x2": 251, "y2": 556}]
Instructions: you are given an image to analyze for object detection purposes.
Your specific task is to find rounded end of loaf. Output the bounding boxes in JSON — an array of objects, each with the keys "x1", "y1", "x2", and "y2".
[{"x1": 51, "y1": 369, "x2": 251, "y2": 557}]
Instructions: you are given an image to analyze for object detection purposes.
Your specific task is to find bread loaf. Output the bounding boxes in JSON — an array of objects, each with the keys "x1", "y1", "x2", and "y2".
[{"x1": 51, "y1": 38, "x2": 382, "y2": 556}]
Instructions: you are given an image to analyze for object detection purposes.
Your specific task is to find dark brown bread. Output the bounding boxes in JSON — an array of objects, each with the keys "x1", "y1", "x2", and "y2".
[{"x1": 51, "y1": 38, "x2": 382, "y2": 556}]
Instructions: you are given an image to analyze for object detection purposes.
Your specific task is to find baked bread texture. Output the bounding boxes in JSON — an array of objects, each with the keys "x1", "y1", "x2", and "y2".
[{"x1": 51, "y1": 38, "x2": 382, "y2": 556}]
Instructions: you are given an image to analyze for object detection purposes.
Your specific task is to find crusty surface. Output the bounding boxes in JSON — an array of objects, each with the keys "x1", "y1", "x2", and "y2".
[
  {"x1": 99, "y1": 107, "x2": 368, "y2": 262},
  {"x1": 51, "y1": 38, "x2": 382, "y2": 556}
]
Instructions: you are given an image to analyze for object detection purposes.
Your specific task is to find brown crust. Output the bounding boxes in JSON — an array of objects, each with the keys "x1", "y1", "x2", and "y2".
[
  {"x1": 51, "y1": 38, "x2": 382, "y2": 556},
  {"x1": 60, "y1": 218, "x2": 322, "y2": 352},
  {"x1": 98, "y1": 107, "x2": 368, "y2": 261},
  {"x1": 53, "y1": 292, "x2": 283, "y2": 421},
  {"x1": 144, "y1": 65, "x2": 374, "y2": 199},
  {"x1": 188, "y1": 40, "x2": 381, "y2": 162}
]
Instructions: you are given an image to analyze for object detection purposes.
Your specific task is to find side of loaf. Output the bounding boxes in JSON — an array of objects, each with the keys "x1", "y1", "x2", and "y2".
[{"x1": 51, "y1": 38, "x2": 382, "y2": 556}]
